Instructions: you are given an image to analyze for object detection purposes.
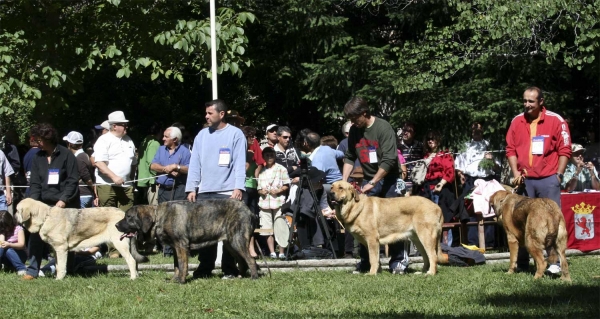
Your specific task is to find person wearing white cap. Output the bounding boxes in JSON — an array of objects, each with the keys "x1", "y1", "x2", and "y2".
[
  {"x1": 93, "y1": 111, "x2": 137, "y2": 212},
  {"x1": 94, "y1": 121, "x2": 110, "y2": 135},
  {"x1": 260, "y1": 124, "x2": 279, "y2": 150},
  {"x1": 63, "y1": 131, "x2": 97, "y2": 208},
  {"x1": 561, "y1": 144, "x2": 600, "y2": 192}
]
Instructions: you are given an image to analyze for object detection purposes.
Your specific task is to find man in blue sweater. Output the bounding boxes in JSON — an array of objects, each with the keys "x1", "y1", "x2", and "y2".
[
  {"x1": 303, "y1": 132, "x2": 343, "y2": 192},
  {"x1": 185, "y1": 99, "x2": 247, "y2": 279}
]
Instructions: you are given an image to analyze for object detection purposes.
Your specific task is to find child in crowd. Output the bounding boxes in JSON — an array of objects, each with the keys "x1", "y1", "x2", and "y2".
[
  {"x1": 257, "y1": 147, "x2": 290, "y2": 259},
  {"x1": 0, "y1": 210, "x2": 27, "y2": 275}
]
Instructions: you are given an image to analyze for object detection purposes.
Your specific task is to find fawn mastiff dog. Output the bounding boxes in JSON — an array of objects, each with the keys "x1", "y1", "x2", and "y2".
[
  {"x1": 16, "y1": 198, "x2": 144, "y2": 280},
  {"x1": 490, "y1": 190, "x2": 571, "y2": 281},
  {"x1": 330, "y1": 181, "x2": 443, "y2": 275},
  {"x1": 116, "y1": 200, "x2": 258, "y2": 283}
]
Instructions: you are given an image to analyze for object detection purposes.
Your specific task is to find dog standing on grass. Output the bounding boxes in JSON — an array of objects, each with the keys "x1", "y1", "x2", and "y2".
[
  {"x1": 490, "y1": 190, "x2": 571, "y2": 281},
  {"x1": 116, "y1": 200, "x2": 258, "y2": 283},
  {"x1": 330, "y1": 181, "x2": 444, "y2": 275},
  {"x1": 16, "y1": 198, "x2": 145, "y2": 280}
]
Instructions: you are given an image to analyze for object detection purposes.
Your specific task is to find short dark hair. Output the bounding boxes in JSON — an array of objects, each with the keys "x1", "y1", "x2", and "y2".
[
  {"x1": 30, "y1": 123, "x2": 59, "y2": 144},
  {"x1": 241, "y1": 126, "x2": 257, "y2": 137},
  {"x1": 402, "y1": 121, "x2": 416, "y2": 131},
  {"x1": 471, "y1": 122, "x2": 483, "y2": 130},
  {"x1": 262, "y1": 147, "x2": 275, "y2": 157},
  {"x1": 205, "y1": 99, "x2": 228, "y2": 113},
  {"x1": 0, "y1": 210, "x2": 16, "y2": 238},
  {"x1": 525, "y1": 86, "x2": 544, "y2": 102},
  {"x1": 344, "y1": 96, "x2": 370, "y2": 118},
  {"x1": 305, "y1": 132, "x2": 321, "y2": 149}
]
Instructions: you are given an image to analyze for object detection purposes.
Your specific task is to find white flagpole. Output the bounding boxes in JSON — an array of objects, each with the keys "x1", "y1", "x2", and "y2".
[{"x1": 210, "y1": 0, "x2": 218, "y2": 99}]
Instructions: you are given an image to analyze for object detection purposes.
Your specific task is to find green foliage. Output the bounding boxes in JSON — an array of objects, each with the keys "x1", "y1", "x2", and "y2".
[
  {"x1": 299, "y1": 0, "x2": 598, "y2": 147},
  {"x1": 0, "y1": 0, "x2": 254, "y2": 139}
]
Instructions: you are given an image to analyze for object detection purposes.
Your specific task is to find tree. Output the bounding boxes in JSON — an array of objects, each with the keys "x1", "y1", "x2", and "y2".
[
  {"x1": 301, "y1": 0, "x2": 599, "y2": 148},
  {"x1": 0, "y1": 0, "x2": 255, "y2": 139}
]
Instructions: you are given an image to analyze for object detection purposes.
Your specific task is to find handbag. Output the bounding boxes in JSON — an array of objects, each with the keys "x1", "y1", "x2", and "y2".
[{"x1": 410, "y1": 157, "x2": 432, "y2": 186}]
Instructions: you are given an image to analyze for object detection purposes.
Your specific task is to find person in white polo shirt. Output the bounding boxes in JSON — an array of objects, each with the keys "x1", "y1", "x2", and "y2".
[{"x1": 93, "y1": 111, "x2": 137, "y2": 212}]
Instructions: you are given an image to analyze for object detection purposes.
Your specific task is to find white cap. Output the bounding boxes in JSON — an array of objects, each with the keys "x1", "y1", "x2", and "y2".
[
  {"x1": 63, "y1": 131, "x2": 84, "y2": 144},
  {"x1": 572, "y1": 144, "x2": 586, "y2": 153},
  {"x1": 95, "y1": 120, "x2": 110, "y2": 130},
  {"x1": 107, "y1": 111, "x2": 129, "y2": 124},
  {"x1": 266, "y1": 124, "x2": 278, "y2": 133}
]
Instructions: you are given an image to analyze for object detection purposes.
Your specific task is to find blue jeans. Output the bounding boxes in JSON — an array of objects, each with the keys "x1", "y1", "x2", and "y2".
[
  {"x1": 429, "y1": 192, "x2": 453, "y2": 244},
  {"x1": 0, "y1": 247, "x2": 27, "y2": 272},
  {"x1": 357, "y1": 176, "x2": 409, "y2": 271},
  {"x1": 0, "y1": 193, "x2": 7, "y2": 211},
  {"x1": 80, "y1": 195, "x2": 94, "y2": 208}
]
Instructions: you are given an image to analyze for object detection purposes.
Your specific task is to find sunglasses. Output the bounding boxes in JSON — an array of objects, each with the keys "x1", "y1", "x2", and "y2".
[
  {"x1": 268, "y1": 129, "x2": 277, "y2": 133},
  {"x1": 280, "y1": 136, "x2": 291, "y2": 139},
  {"x1": 427, "y1": 137, "x2": 435, "y2": 141}
]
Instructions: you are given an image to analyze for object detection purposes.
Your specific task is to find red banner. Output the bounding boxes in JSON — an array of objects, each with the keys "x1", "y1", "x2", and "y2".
[{"x1": 561, "y1": 192, "x2": 600, "y2": 252}]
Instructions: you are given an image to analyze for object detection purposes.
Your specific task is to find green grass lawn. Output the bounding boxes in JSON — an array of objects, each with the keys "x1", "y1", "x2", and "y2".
[{"x1": 1, "y1": 255, "x2": 598, "y2": 318}]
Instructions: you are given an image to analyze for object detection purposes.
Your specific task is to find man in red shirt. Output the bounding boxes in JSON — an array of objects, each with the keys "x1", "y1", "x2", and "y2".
[{"x1": 505, "y1": 86, "x2": 571, "y2": 275}]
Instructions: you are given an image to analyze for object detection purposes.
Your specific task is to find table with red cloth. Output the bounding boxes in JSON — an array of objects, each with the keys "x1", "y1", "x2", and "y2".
[{"x1": 561, "y1": 192, "x2": 600, "y2": 252}]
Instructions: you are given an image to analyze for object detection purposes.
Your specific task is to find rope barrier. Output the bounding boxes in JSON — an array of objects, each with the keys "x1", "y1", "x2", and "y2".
[
  {"x1": 8, "y1": 149, "x2": 507, "y2": 187},
  {"x1": 8, "y1": 174, "x2": 170, "y2": 189}
]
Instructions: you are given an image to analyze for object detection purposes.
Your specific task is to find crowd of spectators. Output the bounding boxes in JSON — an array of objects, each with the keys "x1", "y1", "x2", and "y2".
[{"x1": 0, "y1": 85, "x2": 598, "y2": 278}]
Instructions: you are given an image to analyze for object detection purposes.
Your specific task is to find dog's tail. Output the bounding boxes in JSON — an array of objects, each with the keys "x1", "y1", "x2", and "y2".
[{"x1": 130, "y1": 236, "x2": 149, "y2": 263}]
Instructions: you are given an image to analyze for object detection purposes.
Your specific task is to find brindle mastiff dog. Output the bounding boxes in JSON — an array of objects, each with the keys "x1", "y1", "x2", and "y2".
[
  {"x1": 330, "y1": 181, "x2": 444, "y2": 275},
  {"x1": 490, "y1": 190, "x2": 571, "y2": 281},
  {"x1": 116, "y1": 200, "x2": 258, "y2": 283}
]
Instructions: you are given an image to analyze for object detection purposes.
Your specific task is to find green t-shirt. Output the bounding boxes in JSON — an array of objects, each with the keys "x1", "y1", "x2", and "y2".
[
  {"x1": 344, "y1": 117, "x2": 400, "y2": 180},
  {"x1": 137, "y1": 136, "x2": 160, "y2": 187},
  {"x1": 245, "y1": 158, "x2": 258, "y2": 189}
]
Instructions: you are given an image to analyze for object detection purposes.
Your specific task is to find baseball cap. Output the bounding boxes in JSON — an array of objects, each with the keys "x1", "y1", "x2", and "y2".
[
  {"x1": 95, "y1": 120, "x2": 110, "y2": 130},
  {"x1": 572, "y1": 144, "x2": 586, "y2": 153},
  {"x1": 266, "y1": 124, "x2": 279, "y2": 133},
  {"x1": 63, "y1": 131, "x2": 84, "y2": 145}
]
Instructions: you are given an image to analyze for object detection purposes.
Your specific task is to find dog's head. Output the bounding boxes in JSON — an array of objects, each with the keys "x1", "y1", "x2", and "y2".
[
  {"x1": 16, "y1": 198, "x2": 50, "y2": 233},
  {"x1": 489, "y1": 190, "x2": 510, "y2": 217},
  {"x1": 115, "y1": 205, "x2": 156, "y2": 240},
  {"x1": 330, "y1": 181, "x2": 360, "y2": 205}
]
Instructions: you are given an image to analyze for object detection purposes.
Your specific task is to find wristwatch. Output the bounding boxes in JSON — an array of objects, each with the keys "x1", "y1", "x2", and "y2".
[
  {"x1": 368, "y1": 180, "x2": 376, "y2": 186},
  {"x1": 177, "y1": 165, "x2": 181, "y2": 172},
  {"x1": 556, "y1": 173, "x2": 564, "y2": 181}
]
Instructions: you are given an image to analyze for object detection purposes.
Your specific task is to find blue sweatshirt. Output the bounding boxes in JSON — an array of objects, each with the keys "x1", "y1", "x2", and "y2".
[
  {"x1": 185, "y1": 124, "x2": 247, "y2": 193},
  {"x1": 309, "y1": 146, "x2": 343, "y2": 184}
]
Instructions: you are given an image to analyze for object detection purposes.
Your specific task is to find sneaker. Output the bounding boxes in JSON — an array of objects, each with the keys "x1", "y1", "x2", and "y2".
[
  {"x1": 38, "y1": 270, "x2": 45, "y2": 277},
  {"x1": 93, "y1": 252, "x2": 103, "y2": 260},
  {"x1": 391, "y1": 263, "x2": 406, "y2": 275},
  {"x1": 221, "y1": 274, "x2": 237, "y2": 280},
  {"x1": 278, "y1": 253, "x2": 286, "y2": 260},
  {"x1": 546, "y1": 264, "x2": 561, "y2": 275},
  {"x1": 269, "y1": 252, "x2": 277, "y2": 259},
  {"x1": 17, "y1": 270, "x2": 26, "y2": 276}
]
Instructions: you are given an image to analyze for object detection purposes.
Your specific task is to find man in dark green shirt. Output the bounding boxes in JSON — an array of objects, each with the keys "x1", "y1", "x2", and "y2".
[{"x1": 341, "y1": 96, "x2": 409, "y2": 274}]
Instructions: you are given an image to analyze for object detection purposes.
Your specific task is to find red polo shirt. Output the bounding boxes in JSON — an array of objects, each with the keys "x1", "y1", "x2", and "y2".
[{"x1": 506, "y1": 107, "x2": 571, "y2": 178}]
